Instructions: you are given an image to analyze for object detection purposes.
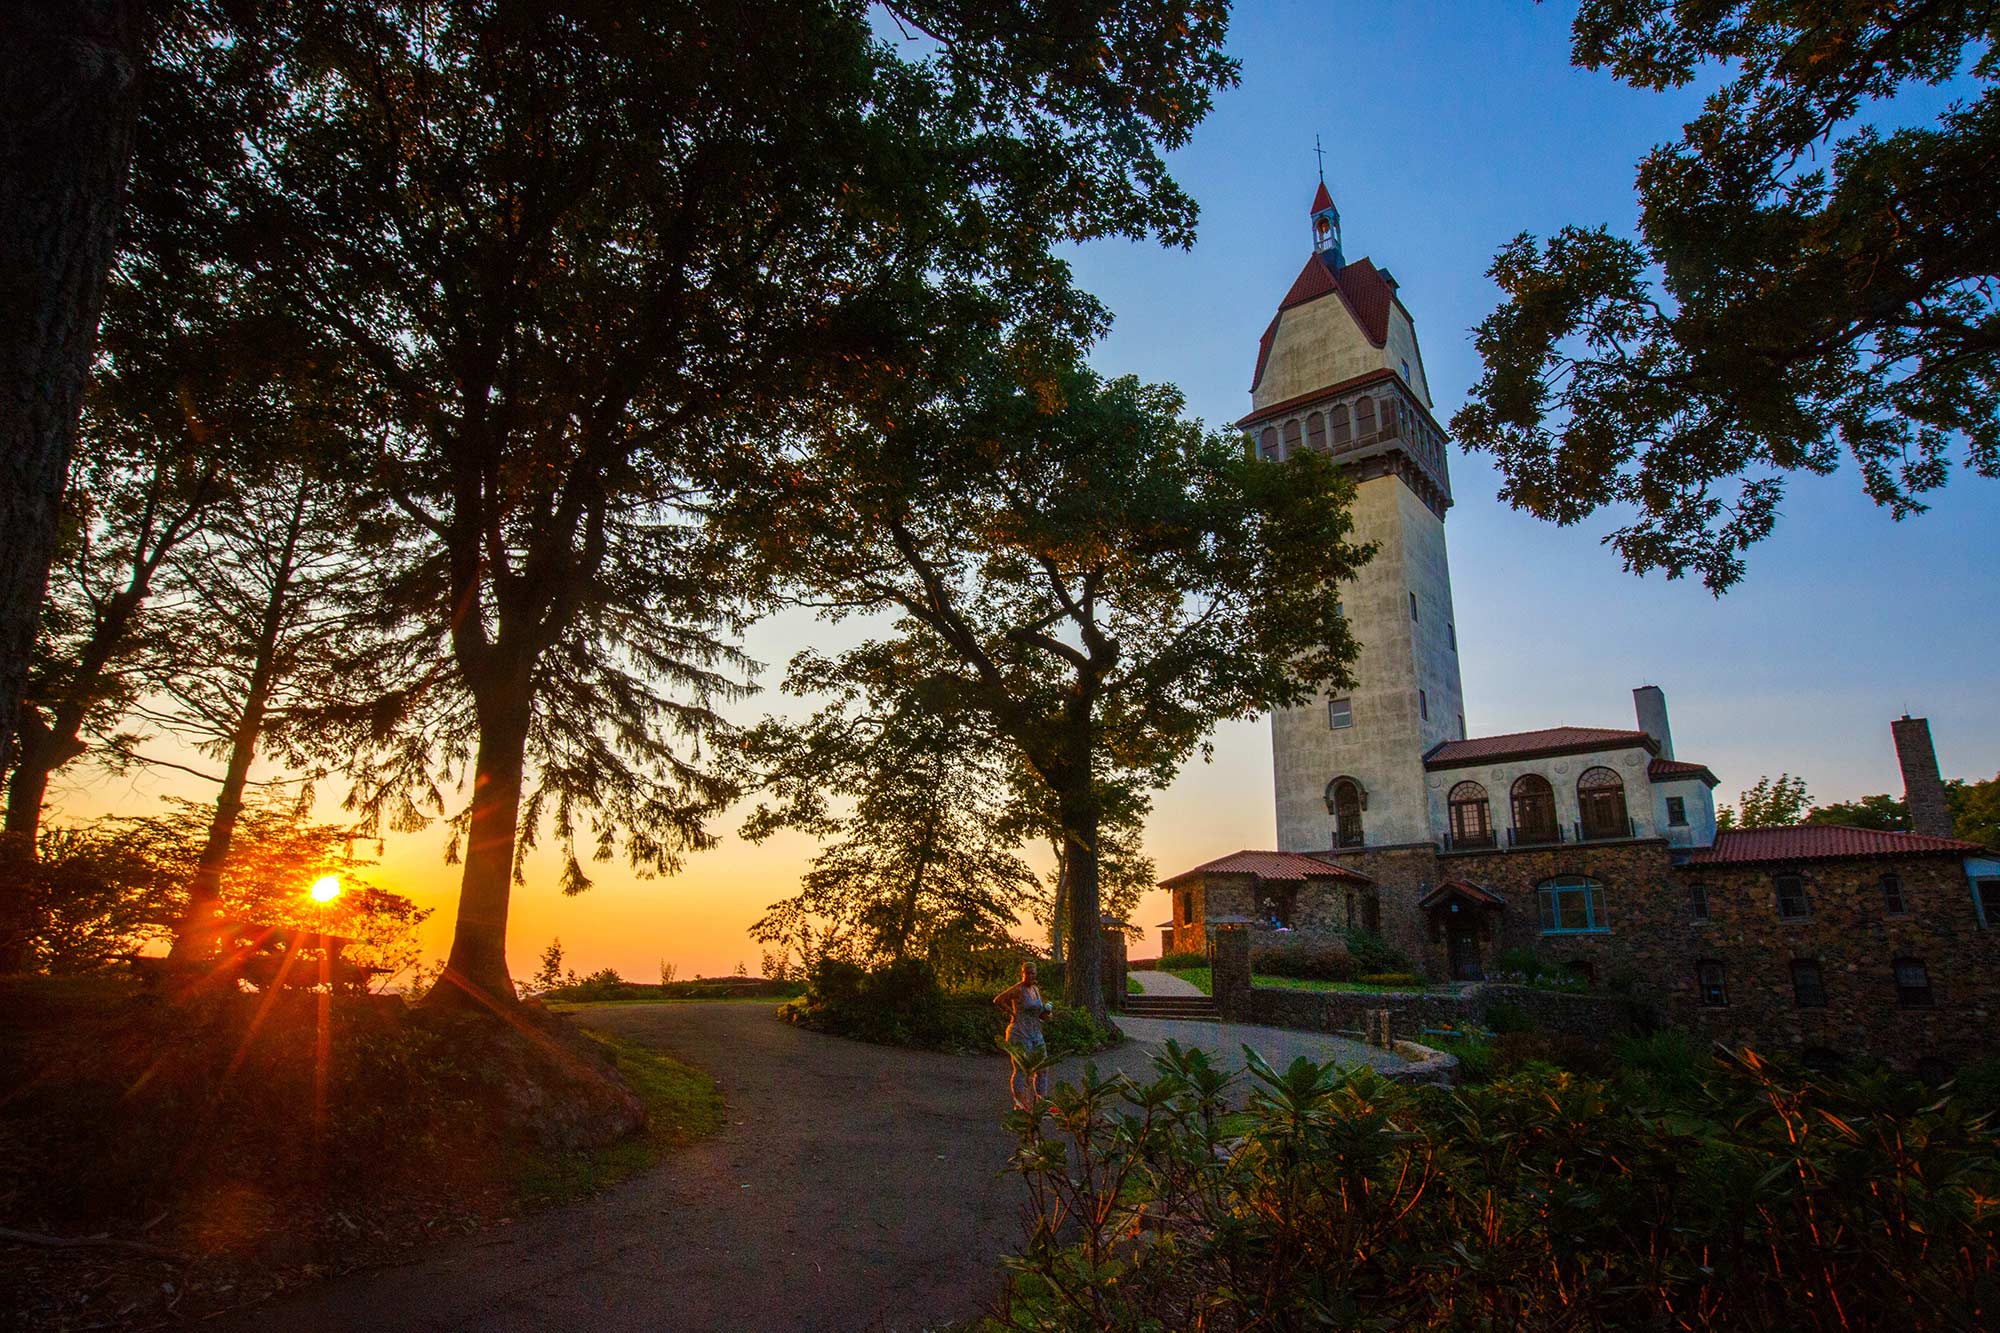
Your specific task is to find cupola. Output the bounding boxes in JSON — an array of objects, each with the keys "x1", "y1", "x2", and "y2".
[{"x1": 1310, "y1": 180, "x2": 1342, "y2": 267}]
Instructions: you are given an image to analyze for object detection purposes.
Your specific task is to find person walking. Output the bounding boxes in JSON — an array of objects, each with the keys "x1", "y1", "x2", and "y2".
[{"x1": 994, "y1": 960, "x2": 1054, "y2": 1111}]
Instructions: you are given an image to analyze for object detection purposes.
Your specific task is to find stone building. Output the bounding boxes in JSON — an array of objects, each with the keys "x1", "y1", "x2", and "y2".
[{"x1": 1160, "y1": 181, "x2": 1999, "y2": 1069}]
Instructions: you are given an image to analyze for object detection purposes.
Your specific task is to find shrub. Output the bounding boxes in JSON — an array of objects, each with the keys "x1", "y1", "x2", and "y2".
[
  {"x1": 1493, "y1": 1030, "x2": 1612, "y2": 1077},
  {"x1": 1353, "y1": 971, "x2": 1423, "y2": 989},
  {"x1": 1614, "y1": 1028, "x2": 1709, "y2": 1102},
  {"x1": 1157, "y1": 951, "x2": 1209, "y2": 971},
  {"x1": 1341, "y1": 927, "x2": 1406, "y2": 974},
  {"x1": 1252, "y1": 942, "x2": 1355, "y2": 981},
  {"x1": 992, "y1": 1046, "x2": 2000, "y2": 1329},
  {"x1": 1482, "y1": 1000, "x2": 1536, "y2": 1034},
  {"x1": 1490, "y1": 946, "x2": 1545, "y2": 980},
  {"x1": 1952, "y1": 1056, "x2": 2000, "y2": 1118},
  {"x1": 1429, "y1": 1034, "x2": 1495, "y2": 1083}
]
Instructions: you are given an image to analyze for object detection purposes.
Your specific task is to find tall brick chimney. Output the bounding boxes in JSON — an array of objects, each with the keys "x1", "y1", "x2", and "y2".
[
  {"x1": 1891, "y1": 715, "x2": 1953, "y2": 838},
  {"x1": 1633, "y1": 685, "x2": 1673, "y2": 760}
]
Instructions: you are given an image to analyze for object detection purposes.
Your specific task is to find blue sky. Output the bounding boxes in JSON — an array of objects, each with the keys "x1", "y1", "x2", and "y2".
[{"x1": 1061, "y1": 0, "x2": 1998, "y2": 862}]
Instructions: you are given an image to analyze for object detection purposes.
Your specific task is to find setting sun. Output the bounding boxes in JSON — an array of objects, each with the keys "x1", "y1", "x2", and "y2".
[{"x1": 308, "y1": 875, "x2": 342, "y2": 904}]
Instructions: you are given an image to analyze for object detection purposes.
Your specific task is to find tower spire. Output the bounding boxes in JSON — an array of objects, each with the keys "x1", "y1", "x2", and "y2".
[
  {"x1": 1314, "y1": 133, "x2": 1326, "y2": 183},
  {"x1": 1309, "y1": 154, "x2": 1342, "y2": 267}
]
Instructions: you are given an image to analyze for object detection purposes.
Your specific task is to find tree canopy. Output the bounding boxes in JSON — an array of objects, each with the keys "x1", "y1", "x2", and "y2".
[
  {"x1": 1453, "y1": 0, "x2": 2000, "y2": 591},
  {"x1": 737, "y1": 337, "x2": 1369, "y2": 1015}
]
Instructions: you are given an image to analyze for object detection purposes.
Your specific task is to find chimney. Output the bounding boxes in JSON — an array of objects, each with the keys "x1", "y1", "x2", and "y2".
[
  {"x1": 1892, "y1": 715, "x2": 1953, "y2": 838},
  {"x1": 1633, "y1": 685, "x2": 1673, "y2": 760}
]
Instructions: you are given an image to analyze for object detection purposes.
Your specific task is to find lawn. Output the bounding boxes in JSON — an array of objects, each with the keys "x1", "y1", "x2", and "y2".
[{"x1": 516, "y1": 1031, "x2": 725, "y2": 1205}]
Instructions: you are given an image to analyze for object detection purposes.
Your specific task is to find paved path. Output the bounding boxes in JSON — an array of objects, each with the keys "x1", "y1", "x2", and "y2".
[
  {"x1": 1128, "y1": 968, "x2": 1204, "y2": 996},
  {"x1": 226, "y1": 1002, "x2": 1402, "y2": 1332}
]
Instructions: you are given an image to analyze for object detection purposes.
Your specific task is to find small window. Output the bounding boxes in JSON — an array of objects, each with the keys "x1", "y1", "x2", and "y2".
[
  {"x1": 1791, "y1": 959, "x2": 1827, "y2": 1009},
  {"x1": 1697, "y1": 959, "x2": 1728, "y2": 1007},
  {"x1": 1666, "y1": 796, "x2": 1688, "y2": 827},
  {"x1": 1688, "y1": 883, "x2": 1710, "y2": 922},
  {"x1": 1457, "y1": 712, "x2": 1465, "y2": 739},
  {"x1": 1409, "y1": 591, "x2": 1418, "y2": 622},
  {"x1": 1334, "y1": 601, "x2": 1344, "y2": 619},
  {"x1": 1330, "y1": 403, "x2": 1351, "y2": 444},
  {"x1": 1328, "y1": 698, "x2": 1353, "y2": 729},
  {"x1": 1330, "y1": 779, "x2": 1365, "y2": 849},
  {"x1": 1774, "y1": 873, "x2": 1810, "y2": 920},
  {"x1": 1880, "y1": 873, "x2": 1907, "y2": 915},
  {"x1": 1306, "y1": 411, "x2": 1326, "y2": 453},
  {"x1": 1355, "y1": 396, "x2": 1377, "y2": 436},
  {"x1": 1447, "y1": 622, "x2": 1456, "y2": 651},
  {"x1": 1893, "y1": 957, "x2": 1933, "y2": 1008},
  {"x1": 1419, "y1": 689, "x2": 1428, "y2": 721},
  {"x1": 1400, "y1": 357, "x2": 1411, "y2": 383},
  {"x1": 1978, "y1": 879, "x2": 2000, "y2": 928}
]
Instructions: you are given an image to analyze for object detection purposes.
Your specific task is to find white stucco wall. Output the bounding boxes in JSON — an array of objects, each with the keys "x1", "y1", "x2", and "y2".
[
  {"x1": 1423, "y1": 744, "x2": 1661, "y2": 845},
  {"x1": 1653, "y1": 778, "x2": 1717, "y2": 849}
]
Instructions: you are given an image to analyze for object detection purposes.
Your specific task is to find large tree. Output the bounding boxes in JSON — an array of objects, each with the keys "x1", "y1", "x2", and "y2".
[
  {"x1": 741, "y1": 342, "x2": 1369, "y2": 1017},
  {"x1": 0, "y1": 1, "x2": 150, "y2": 792},
  {"x1": 1453, "y1": 0, "x2": 2000, "y2": 592},
  {"x1": 225, "y1": 1, "x2": 1237, "y2": 1006}
]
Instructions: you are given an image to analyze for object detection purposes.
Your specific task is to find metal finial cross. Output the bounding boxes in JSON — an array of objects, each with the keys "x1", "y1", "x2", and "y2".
[{"x1": 1314, "y1": 134, "x2": 1325, "y2": 183}]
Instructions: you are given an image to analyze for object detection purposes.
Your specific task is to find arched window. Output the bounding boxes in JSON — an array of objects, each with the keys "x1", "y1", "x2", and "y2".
[
  {"x1": 1379, "y1": 396, "x2": 1399, "y2": 437},
  {"x1": 1327, "y1": 777, "x2": 1365, "y2": 849},
  {"x1": 1355, "y1": 396, "x2": 1377, "y2": 437},
  {"x1": 1281, "y1": 418, "x2": 1303, "y2": 459},
  {"x1": 1306, "y1": 411, "x2": 1327, "y2": 452},
  {"x1": 1538, "y1": 875, "x2": 1608, "y2": 933},
  {"x1": 1510, "y1": 773, "x2": 1558, "y2": 845},
  {"x1": 1448, "y1": 781, "x2": 1493, "y2": 849},
  {"x1": 1330, "y1": 403, "x2": 1351, "y2": 444},
  {"x1": 1577, "y1": 766, "x2": 1629, "y2": 840},
  {"x1": 1259, "y1": 426, "x2": 1279, "y2": 461}
]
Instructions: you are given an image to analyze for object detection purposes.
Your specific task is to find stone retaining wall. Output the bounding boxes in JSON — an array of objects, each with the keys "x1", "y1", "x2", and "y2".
[{"x1": 1241, "y1": 981, "x2": 1650, "y2": 1044}]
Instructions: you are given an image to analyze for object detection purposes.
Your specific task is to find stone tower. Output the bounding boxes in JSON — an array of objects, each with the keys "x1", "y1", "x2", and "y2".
[{"x1": 1246, "y1": 181, "x2": 1466, "y2": 852}]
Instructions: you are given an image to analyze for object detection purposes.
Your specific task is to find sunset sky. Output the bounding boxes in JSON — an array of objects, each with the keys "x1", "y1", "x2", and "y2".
[{"x1": 63, "y1": 3, "x2": 2000, "y2": 981}]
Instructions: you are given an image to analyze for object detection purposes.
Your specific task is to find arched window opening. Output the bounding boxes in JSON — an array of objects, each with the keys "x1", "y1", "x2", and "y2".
[
  {"x1": 1328, "y1": 777, "x2": 1365, "y2": 849},
  {"x1": 1306, "y1": 411, "x2": 1327, "y2": 453},
  {"x1": 1259, "y1": 426, "x2": 1279, "y2": 461},
  {"x1": 1538, "y1": 875, "x2": 1608, "y2": 933},
  {"x1": 1281, "y1": 418, "x2": 1303, "y2": 459},
  {"x1": 1380, "y1": 396, "x2": 1400, "y2": 437},
  {"x1": 1330, "y1": 403, "x2": 1351, "y2": 444},
  {"x1": 1354, "y1": 396, "x2": 1377, "y2": 438},
  {"x1": 1577, "y1": 766, "x2": 1629, "y2": 841},
  {"x1": 1510, "y1": 774, "x2": 1559, "y2": 846},
  {"x1": 1448, "y1": 781, "x2": 1493, "y2": 849}
]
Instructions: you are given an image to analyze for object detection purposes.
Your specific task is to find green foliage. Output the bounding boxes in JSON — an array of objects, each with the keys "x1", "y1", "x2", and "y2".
[
  {"x1": 991, "y1": 1043, "x2": 2000, "y2": 1329},
  {"x1": 1341, "y1": 926, "x2": 1406, "y2": 974},
  {"x1": 1482, "y1": 1001, "x2": 1537, "y2": 1035},
  {"x1": 1156, "y1": 951, "x2": 1209, "y2": 971},
  {"x1": 1250, "y1": 942, "x2": 1354, "y2": 982},
  {"x1": 1491, "y1": 945, "x2": 1546, "y2": 978},
  {"x1": 1807, "y1": 791, "x2": 1912, "y2": 831},
  {"x1": 1949, "y1": 773, "x2": 2000, "y2": 847},
  {"x1": 1452, "y1": 1, "x2": 2000, "y2": 591},
  {"x1": 515, "y1": 1032, "x2": 725, "y2": 1206},
  {"x1": 532, "y1": 939, "x2": 572, "y2": 993},
  {"x1": 1718, "y1": 772, "x2": 1812, "y2": 829},
  {"x1": 781, "y1": 955, "x2": 1117, "y2": 1058}
]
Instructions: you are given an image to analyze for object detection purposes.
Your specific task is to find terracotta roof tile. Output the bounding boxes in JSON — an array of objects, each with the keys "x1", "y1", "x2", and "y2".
[
  {"x1": 1425, "y1": 726, "x2": 1656, "y2": 770},
  {"x1": 1160, "y1": 849, "x2": 1373, "y2": 889},
  {"x1": 1648, "y1": 757, "x2": 1719, "y2": 787},
  {"x1": 1418, "y1": 879, "x2": 1507, "y2": 910},
  {"x1": 1311, "y1": 180, "x2": 1334, "y2": 214},
  {"x1": 1682, "y1": 824, "x2": 1988, "y2": 866}
]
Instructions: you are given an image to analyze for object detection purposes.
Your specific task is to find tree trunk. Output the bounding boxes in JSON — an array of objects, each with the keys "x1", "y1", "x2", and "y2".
[
  {"x1": 430, "y1": 678, "x2": 532, "y2": 1008},
  {"x1": 3, "y1": 707, "x2": 83, "y2": 843},
  {"x1": 1048, "y1": 838, "x2": 1068, "y2": 965},
  {"x1": 1060, "y1": 795, "x2": 1104, "y2": 1020},
  {"x1": 0, "y1": 0, "x2": 144, "y2": 785}
]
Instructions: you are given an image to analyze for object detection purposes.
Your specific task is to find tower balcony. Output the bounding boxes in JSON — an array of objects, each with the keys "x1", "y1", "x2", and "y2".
[{"x1": 1240, "y1": 369, "x2": 1452, "y2": 517}]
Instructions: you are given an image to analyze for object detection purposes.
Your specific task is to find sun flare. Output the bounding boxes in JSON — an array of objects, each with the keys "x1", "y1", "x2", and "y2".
[{"x1": 308, "y1": 875, "x2": 342, "y2": 904}]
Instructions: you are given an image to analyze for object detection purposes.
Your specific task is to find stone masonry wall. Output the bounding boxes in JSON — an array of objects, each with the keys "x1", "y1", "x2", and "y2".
[{"x1": 1243, "y1": 982, "x2": 1645, "y2": 1046}]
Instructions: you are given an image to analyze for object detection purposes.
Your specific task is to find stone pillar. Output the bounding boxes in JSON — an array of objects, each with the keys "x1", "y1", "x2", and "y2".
[
  {"x1": 1100, "y1": 923, "x2": 1128, "y2": 1015},
  {"x1": 1892, "y1": 715, "x2": 1953, "y2": 838},
  {"x1": 1213, "y1": 926, "x2": 1251, "y2": 1022}
]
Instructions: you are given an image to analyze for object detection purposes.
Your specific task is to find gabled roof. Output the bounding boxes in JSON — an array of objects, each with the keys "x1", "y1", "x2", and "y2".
[
  {"x1": 1425, "y1": 727, "x2": 1657, "y2": 770},
  {"x1": 1648, "y1": 757, "x2": 1719, "y2": 787},
  {"x1": 1682, "y1": 824, "x2": 1989, "y2": 866},
  {"x1": 1249, "y1": 253, "x2": 1400, "y2": 391},
  {"x1": 1418, "y1": 879, "x2": 1507, "y2": 911},
  {"x1": 1160, "y1": 849, "x2": 1374, "y2": 889}
]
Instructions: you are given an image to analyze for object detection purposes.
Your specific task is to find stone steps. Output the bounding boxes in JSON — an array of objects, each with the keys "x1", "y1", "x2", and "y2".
[{"x1": 1122, "y1": 993, "x2": 1219, "y2": 1021}]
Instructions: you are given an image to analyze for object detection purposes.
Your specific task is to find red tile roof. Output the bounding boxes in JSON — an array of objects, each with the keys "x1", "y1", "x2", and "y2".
[
  {"x1": 1311, "y1": 180, "x2": 1334, "y2": 214},
  {"x1": 1648, "y1": 757, "x2": 1719, "y2": 787},
  {"x1": 1682, "y1": 825, "x2": 1989, "y2": 866},
  {"x1": 1418, "y1": 879, "x2": 1507, "y2": 910},
  {"x1": 1425, "y1": 727, "x2": 1656, "y2": 770},
  {"x1": 1160, "y1": 849, "x2": 1374, "y2": 889}
]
